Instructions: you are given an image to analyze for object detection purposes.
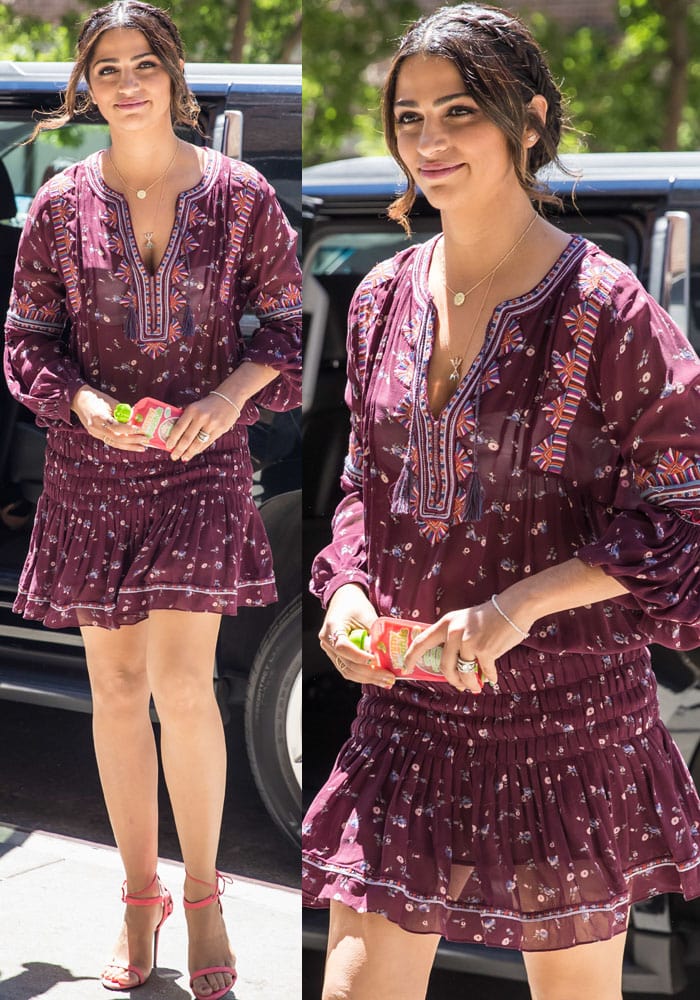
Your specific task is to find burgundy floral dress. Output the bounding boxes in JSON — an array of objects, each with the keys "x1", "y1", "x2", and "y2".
[
  {"x1": 3, "y1": 147, "x2": 301, "y2": 629},
  {"x1": 302, "y1": 234, "x2": 700, "y2": 951}
]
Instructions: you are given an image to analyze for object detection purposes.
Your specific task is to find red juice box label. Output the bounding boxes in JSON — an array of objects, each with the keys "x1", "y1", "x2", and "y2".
[
  {"x1": 369, "y1": 617, "x2": 447, "y2": 682},
  {"x1": 129, "y1": 396, "x2": 183, "y2": 449}
]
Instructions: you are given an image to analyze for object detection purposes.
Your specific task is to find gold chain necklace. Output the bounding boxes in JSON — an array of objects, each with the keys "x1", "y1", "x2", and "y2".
[
  {"x1": 108, "y1": 139, "x2": 180, "y2": 200},
  {"x1": 448, "y1": 269, "x2": 496, "y2": 383},
  {"x1": 143, "y1": 170, "x2": 169, "y2": 252},
  {"x1": 442, "y1": 212, "x2": 538, "y2": 307}
]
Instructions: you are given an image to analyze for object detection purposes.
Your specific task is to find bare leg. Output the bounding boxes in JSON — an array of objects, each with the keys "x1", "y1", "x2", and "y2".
[
  {"x1": 81, "y1": 620, "x2": 162, "y2": 989},
  {"x1": 322, "y1": 901, "x2": 440, "y2": 1000},
  {"x1": 523, "y1": 930, "x2": 627, "y2": 1000},
  {"x1": 146, "y1": 610, "x2": 234, "y2": 999}
]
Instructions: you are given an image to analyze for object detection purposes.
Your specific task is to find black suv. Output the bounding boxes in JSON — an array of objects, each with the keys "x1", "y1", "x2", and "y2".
[
  {"x1": 302, "y1": 153, "x2": 700, "y2": 994},
  {"x1": 0, "y1": 61, "x2": 301, "y2": 847}
]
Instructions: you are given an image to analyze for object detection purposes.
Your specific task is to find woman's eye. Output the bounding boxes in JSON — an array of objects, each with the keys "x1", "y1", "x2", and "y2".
[
  {"x1": 395, "y1": 112, "x2": 421, "y2": 126},
  {"x1": 447, "y1": 105, "x2": 476, "y2": 118},
  {"x1": 98, "y1": 66, "x2": 115, "y2": 76},
  {"x1": 138, "y1": 60, "x2": 158, "y2": 70}
]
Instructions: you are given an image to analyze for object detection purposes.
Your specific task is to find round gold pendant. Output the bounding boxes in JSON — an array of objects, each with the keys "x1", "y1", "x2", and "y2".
[
  {"x1": 453, "y1": 291, "x2": 465, "y2": 306},
  {"x1": 136, "y1": 189, "x2": 147, "y2": 200}
]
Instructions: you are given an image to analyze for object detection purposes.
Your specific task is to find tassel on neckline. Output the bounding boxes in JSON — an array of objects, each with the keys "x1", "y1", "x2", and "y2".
[
  {"x1": 391, "y1": 459, "x2": 412, "y2": 515},
  {"x1": 465, "y1": 468, "x2": 485, "y2": 521},
  {"x1": 124, "y1": 303, "x2": 138, "y2": 343}
]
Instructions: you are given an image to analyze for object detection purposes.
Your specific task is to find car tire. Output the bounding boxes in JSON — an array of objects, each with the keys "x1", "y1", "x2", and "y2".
[{"x1": 245, "y1": 596, "x2": 302, "y2": 848}]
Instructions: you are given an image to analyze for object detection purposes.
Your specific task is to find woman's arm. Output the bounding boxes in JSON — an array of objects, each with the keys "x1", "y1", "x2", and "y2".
[
  {"x1": 3, "y1": 183, "x2": 86, "y2": 426},
  {"x1": 229, "y1": 169, "x2": 302, "y2": 412},
  {"x1": 497, "y1": 558, "x2": 629, "y2": 635}
]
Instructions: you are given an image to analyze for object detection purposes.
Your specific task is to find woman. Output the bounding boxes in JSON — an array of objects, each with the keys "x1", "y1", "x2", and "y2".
[
  {"x1": 4, "y1": 2, "x2": 301, "y2": 998},
  {"x1": 302, "y1": 5, "x2": 700, "y2": 999}
]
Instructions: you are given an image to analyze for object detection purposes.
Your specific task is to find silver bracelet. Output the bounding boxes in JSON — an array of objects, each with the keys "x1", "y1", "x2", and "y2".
[
  {"x1": 491, "y1": 594, "x2": 529, "y2": 639},
  {"x1": 210, "y1": 390, "x2": 242, "y2": 423}
]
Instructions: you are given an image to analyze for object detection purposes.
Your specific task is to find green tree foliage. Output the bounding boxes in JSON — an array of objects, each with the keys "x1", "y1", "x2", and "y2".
[
  {"x1": 0, "y1": 5, "x2": 73, "y2": 61},
  {"x1": 0, "y1": 1, "x2": 300, "y2": 65},
  {"x1": 531, "y1": 0, "x2": 700, "y2": 152},
  {"x1": 165, "y1": 0, "x2": 300, "y2": 63},
  {"x1": 303, "y1": 0, "x2": 419, "y2": 165}
]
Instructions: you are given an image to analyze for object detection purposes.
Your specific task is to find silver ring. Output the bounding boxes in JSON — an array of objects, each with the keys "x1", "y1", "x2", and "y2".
[
  {"x1": 330, "y1": 629, "x2": 345, "y2": 648},
  {"x1": 456, "y1": 655, "x2": 478, "y2": 675},
  {"x1": 196, "y1": 429, "x2": 211, "y2": 443}
]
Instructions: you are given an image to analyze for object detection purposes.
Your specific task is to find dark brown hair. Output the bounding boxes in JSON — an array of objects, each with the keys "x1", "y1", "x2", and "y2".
[
  {"x1": 382, "y1": 3, "x2": 571, "y2": 232},
  {"x1": 31, "y1": 1, "x2": 200, "y2": 140}
]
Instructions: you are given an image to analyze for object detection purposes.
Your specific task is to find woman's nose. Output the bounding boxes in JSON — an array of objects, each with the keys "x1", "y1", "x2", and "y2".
[
  {"x1": 416, "y1": 118, "x2": 448, "y2": 157},
  {"x1": 118, "y1": 67, "x2": 139, "y2": 92}
]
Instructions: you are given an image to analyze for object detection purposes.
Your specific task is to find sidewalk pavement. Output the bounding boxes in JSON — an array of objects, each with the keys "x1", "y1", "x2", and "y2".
[{"x1": 0, "y1": 823, "x2": 300, "y2": 999}]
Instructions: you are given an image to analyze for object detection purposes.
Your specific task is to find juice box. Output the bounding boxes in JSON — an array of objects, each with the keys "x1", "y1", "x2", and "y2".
[
  {"x1": 350, "y1": 617, "x2": 485, "y2": 686},
  {"x1": 113, "y1": 396, "x2": 183, "y2": 450}
]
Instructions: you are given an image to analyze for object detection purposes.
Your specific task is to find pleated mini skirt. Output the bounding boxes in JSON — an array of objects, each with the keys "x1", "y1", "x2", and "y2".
[
  {"x1": 302, "y1": 645, "x2": 700, "y2": 951},
  {"x1": 14, "y1": 425, "x2": 276, "y2": 629}
]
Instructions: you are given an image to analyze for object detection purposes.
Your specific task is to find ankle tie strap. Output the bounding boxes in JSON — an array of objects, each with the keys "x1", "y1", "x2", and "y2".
[
  {"x1": 183, "y1": 870, "x2": 233, "y2": 910},
  {"x1": 121, "y1": 872, "x2": 163, "y2": 906}
]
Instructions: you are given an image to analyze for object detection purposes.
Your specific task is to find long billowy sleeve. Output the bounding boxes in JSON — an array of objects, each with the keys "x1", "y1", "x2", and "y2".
[
  {"x1": 235, "y1": 172, "x2": 302, "y2": 411},
  {"x1": 309, "y1": 278, "x2": 373, "y2": 608},
  {"x1": 3, "y1": 184, "x2": 85, "y2": 426},
  {"x1": 577, "y1": 276, "x2": 700, "y2": 626}
]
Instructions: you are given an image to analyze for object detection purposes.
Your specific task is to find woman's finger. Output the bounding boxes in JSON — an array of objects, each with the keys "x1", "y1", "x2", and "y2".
[
  {"x1": 169, "y1": 421, "x2": 216, "y2": 462},
  {"x1": 403, "y1": 620, "x2": 446, "y2": 669},
  {"x1": 320, "y1": 639, "x2": 395, "y2": 687}
]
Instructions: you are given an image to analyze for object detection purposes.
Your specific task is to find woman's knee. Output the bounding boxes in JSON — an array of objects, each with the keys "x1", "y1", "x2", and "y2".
[
  {"x1": 87, "y1": 659, "x2": 149, "y2": 710},
  {"x1": 149, "y1": 667, "x2": 218, "y2": 723}
]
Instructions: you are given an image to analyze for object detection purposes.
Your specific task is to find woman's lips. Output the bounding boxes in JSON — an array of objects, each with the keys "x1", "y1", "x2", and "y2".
[
  {"x1": 418, "y1": 162, "x2": 463, "y2": 179},
  {"x1": 115, "y1": 99, "x2": 147, "y2": 109}
]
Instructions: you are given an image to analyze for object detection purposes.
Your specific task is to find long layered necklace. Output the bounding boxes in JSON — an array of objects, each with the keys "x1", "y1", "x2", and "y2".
[
  {"x1": 108, "y1": 140, "x2": 180, "y2": 252},
  {"x1": 444, "y1": 213, "x2": 538, "y2": 383}
]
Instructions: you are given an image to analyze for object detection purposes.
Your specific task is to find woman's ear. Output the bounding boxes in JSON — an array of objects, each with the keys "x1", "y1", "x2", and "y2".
[{"x1": 525, "y1": 94, "x2": 548, "y2": 144}]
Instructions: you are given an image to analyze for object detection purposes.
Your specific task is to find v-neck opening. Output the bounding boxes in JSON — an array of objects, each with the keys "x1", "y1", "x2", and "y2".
[
  {"x1": 418, "y1": 232, "x2": 585, "y2": 422},
  {"x1": 92, "y1": 147, "x2": 214, "y2": 278}
]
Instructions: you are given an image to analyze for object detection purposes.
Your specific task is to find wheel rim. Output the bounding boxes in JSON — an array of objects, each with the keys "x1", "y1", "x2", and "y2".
[{"x1": 285, "y1": 665, "x2": 302, "y2": 790}]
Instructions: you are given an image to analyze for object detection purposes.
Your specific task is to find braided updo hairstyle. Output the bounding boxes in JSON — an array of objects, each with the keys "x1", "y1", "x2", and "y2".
[
  {"x1": 30, "y1": 1, "x2": 200, "y2": 140},
  {"x1": 382, "y1": 3, "x2": 570, "y2": 233}
]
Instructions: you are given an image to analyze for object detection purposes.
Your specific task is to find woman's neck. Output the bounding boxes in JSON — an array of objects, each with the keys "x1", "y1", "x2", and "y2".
[
  {"x1": 439, "y1": 197, "x2": 538, "y2": 287},
  {"x1": 107, "y1": 125, "x2": 180, "y2": 184}
]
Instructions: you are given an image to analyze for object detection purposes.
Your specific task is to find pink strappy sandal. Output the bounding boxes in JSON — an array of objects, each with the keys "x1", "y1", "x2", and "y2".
[
  {"x1": 101, "y1": 872, "x2": 173, "y2": 991},
  {"x1": 184, "y1": 871, "x2": 237, "y2": 1000}
]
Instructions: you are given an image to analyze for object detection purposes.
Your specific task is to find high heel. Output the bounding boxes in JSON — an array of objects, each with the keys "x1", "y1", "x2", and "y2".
[
  {"x1": 101, "y1": 872, "x2": 174, "y2": 991},
  {"x1": 184, "y1": 871, "x2": 237, "y2": 1000}
]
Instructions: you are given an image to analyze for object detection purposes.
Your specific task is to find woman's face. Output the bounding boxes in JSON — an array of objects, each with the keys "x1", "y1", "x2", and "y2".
[
  {"x1": 393, "y1": 54, "x2": 517, "y2": 214},
  {"x1": 87, "y1": 27, "x2": 174, "y2": 133}
]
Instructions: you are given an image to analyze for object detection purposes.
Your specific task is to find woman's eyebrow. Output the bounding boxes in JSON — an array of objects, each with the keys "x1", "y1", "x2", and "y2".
[
  {"x1": 93, "y1": 51, "x2": 155, "y2": 66},
  {"x1": 394, "y1": 91, "x2": 472, "y2": 107}
]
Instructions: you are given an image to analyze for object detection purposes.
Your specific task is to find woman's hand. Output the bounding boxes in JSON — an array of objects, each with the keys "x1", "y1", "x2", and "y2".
[
  {"x1": 167, "y1": 394, "x2": 240, "y2": 462},
  {"x1": 71, "y1": 386, "x2": 150, "y2": 452},
  {"x1": 319, "y1": 583, "x2": 395, "y2": 689},
  {"x1": 404, "y1": 596, "x2": 531, "y2": 694}
]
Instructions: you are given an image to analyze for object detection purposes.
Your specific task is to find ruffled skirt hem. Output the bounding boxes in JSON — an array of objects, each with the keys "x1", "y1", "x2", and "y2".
[
  {"x1": 13, "y1": 578, "x2": 278, "y2": 630},
  {"x1": 302, "y1": 853, "x2": 700, "y2": 951}
]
